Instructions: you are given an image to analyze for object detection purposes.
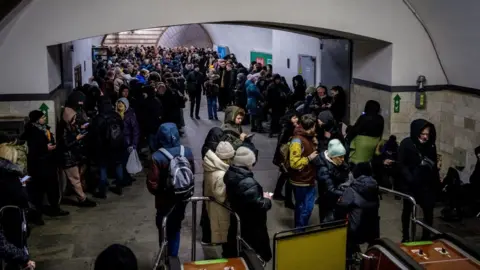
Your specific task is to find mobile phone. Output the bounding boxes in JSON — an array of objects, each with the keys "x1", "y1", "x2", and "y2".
[
  {"x1": 83, "y1": 122, "x2": 90, "y2": 127},
  {"x1": 246, "y1": 133, "x2": 255, "y2": 139},
  {"x1": 20, "y1": 175, "x2": 31, "y2": 183}
]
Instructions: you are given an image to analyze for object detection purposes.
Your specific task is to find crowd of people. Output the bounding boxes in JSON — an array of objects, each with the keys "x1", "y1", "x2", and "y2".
[{"x1": 1, "y1": 44, "x2": 480, "y2": 269}]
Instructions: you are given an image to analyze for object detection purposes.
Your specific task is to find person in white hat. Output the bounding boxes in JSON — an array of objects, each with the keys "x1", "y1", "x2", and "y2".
[{"x1": 203, "y1": 142, "x2": 235, "y2": 245}]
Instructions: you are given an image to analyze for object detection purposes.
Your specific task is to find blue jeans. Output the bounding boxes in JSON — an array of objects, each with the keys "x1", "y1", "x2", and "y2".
[
  {"x1": 294, "y1": 186, "x2": 316, "y2": 229},
  {"x1": 156, "y1": 202, "x2": 187, "y2": 257},
  {"x1": 98, "y1": 163, "x2": 123, "y2": 193},
  {"x1": 207, "y1": 96, "x2": 218, "y2": 119}
]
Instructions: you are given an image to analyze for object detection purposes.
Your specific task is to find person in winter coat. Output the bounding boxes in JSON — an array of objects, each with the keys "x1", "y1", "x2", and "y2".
[
  {"x1": 346, "y1": 100, "x2": 384, "y2": 165},
  {"x1": 338, "y1": 162, "x2": 380, "y2": 258},
  {"x1": 289, "y1": 114, "x2": 319, "y2": 228},
  {"x1": 186, "y1": 65, "x2": 205, "y2": 119},
  {"x1": 57, "y1": 107, "x2": 97, "y2": 207},
  {"x1": 329, "y1": 86, "x2": 347, "y2": 123},
  {"x1": 272, "y1": 110, "x2": 299, "y2": 208},
  {"x1": 313, "y1": 139, "x2": 349, "y2": 223},
  {"x1": 116, "y1": 98, "x2": 140, "y2": 185},
  {"x1": 147, "y1": 123, "x2": 195, "y2": 257},
  {"x1": 245, "y1": 75, "x2": 264, "y2": 133},
  {"x1": 234, "y1": 73, "x2": 247, "y2": 109},
  {"x1": 292, "y1": 75, "x2": 306, "y2": 105},
  {"x1": 158, "y1": 80, "x2": 182, "y2": 130},
  {"x1": 0, "y1": 144, "x2": 35, "y2": 270},
  {"x1": 89, "y1": 100, "x2": 125, "y2": 198},
  {"x1": 398, "y1": 119, "x2": 439, "y2": 241},
  {"x1": 266, "y1": 74, "x2": 289, "y2": 137},
  {"x1": 316, "y1": 110, "x2": 343, "y2": 153},
  {"x1": 203, "y1": 142, "x2": 235, "y2": 245},
  {"x1": 216, "y1": 61, "x2": 232, "y2": 111},
  {"x1": 371, "y1": 135, "x2": 400, "y2": 190},
  {"x1": 302, "y1": 86, "x2": 316, "y2": 114},
  {"x1": 223, "y1": 147, "x2": 272, "y2": 262},
  {"x1": 204, "y1": 74, "x2": 221, "y2": 120},
  {"x1": 22, "y1": 111, "x2": 68, "y2": 223},
  {"x1": 309, "y1": 85, "x2": 332, "y2": 116},
  {"x1": 221, "y1": 106, "x2": 247, "y2": 150},
  {"x1": 142, "y1": 85, "x2": 163, "y2": 151}
]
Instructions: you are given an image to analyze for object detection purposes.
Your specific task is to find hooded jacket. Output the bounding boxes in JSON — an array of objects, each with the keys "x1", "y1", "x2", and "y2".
[
  {"x1": 58, "y1": 107, "x2": 82, "y2": 168},
  {"x1": 201, "y1": 127, "x2": 227, "y2": 159},
  {"x1": 143, "y1": 86, "x2": 163, "y2": 134},
  {"x1": 245, "y1": 80, "x2": 263, "y2": 115},
  {"x1": 223, "y1": 165, "x2": 272, "y2": 262},
  {"x1": 398, "y1": 119, "x2": 439, "y2": 202},
  {"x1": 234, "y1": 73, "x2": 247, "y2": 108},
  {"x1": 147, "y1": 123, "x2": 195, "y2": 209},
  {"x1": 116, "y1": 98, "x2": 140, "y2": 148},
  {"x1": 292, "y1": 75, "x2": 306, "y2": 104},
  {"x1": 338, "y1": 174, "x2": 380, "y2": 244},
  {"x1": 202, "y1": 150, "x2": 230, "y2": 243},
  {"x1": 221, "y1": 106, "x2": 245, "y2": 150}
]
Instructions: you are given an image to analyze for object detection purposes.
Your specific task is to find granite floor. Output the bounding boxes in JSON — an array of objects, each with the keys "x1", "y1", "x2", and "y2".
[{"x1": 28, "y1": 101, "x2": 480, "y2": 270}]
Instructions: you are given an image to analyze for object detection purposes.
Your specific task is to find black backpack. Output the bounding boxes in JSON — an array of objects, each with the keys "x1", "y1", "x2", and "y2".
[{"x1": 103, "y1": 115, "x2": 124, "y2": 150}]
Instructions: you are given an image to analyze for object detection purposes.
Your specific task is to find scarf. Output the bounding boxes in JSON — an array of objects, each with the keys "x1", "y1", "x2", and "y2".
[{"x1": 33, "y1": 123, "x2": 51, "y2": 142}]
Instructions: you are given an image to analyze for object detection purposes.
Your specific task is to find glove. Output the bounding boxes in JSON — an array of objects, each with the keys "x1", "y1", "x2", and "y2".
[{"x1": 127, "y1": 146, "x2": 134, "y2": 153}]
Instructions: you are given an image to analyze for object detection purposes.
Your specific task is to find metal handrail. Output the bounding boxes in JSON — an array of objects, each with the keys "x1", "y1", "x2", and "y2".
[
  {"x1": 153, "y1": 196, "x2": 242, "y2": 269},
  {"x1": 188, "y1": 196, "x2": 242, "y2": 262},
  {"x1": 379, "y1": 187, "x2": 418, "y2": 241}
]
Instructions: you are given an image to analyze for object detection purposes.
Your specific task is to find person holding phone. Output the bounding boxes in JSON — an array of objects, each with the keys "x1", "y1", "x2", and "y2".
[{"x1": 21, "y1": 110, "x2": 69, "y2": 224}]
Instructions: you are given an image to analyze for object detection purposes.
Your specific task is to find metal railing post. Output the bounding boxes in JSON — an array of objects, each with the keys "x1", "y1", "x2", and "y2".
[
  {"x1": 378, "y1": 187, "x2": 418, "y2": 241},
  {"x1": 191, "y1": 200, "x2": 197, "y2": 262}
]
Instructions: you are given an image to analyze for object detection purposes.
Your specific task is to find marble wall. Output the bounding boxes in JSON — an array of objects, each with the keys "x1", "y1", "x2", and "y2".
[
  {"x1": 391, "y1": 90, "x2": 480, "y2": 181},
  {"x1": 350, "y1": 84, "x2": 392, "y2": 137}
]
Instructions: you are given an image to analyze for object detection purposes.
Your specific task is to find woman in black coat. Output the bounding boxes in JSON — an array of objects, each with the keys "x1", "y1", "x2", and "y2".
[
  {"x1": 329, "y1": 86, "x2": 347, "y2": 123},
  {"x1": 22, "y1": 111, "x2": 69, "y2": 223}
]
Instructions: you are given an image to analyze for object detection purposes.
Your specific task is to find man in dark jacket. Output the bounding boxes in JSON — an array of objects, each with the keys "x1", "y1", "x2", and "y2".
[
  {"x1": 223, "y1": 146, "x2": 272, "y2": 262},
  {"x1": 216, "y1": 60, "x2": 232, "y2": 111},
  {"x1": 338, "y1": 162, "x2": 379, "y2": 259},
  {"x1": 89, "y1": 100, "x2": 125, "y2": 198},
  {"x1": 398, "y1": 119, "x2": 439, "y2": 242},
  {"x1": 266, "y1": 74, "x2": 289, "y2": 137},
  {"x1": 142, "y1": 84, "x2": 163, "y2": 151},
  {"x1": 147, "y1": 123, "x2": 195, "y2": 257},
  {"x1": 186, "y1": 65, "x2": 204, "y2": 119}
]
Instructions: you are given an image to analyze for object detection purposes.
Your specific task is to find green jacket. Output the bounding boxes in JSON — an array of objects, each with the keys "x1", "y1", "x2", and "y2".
[{"x1": 349, "y1": 135, "x2": 381, "y2": 164}]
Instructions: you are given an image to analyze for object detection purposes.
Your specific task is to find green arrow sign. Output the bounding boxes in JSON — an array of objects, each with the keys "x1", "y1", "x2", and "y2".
[
  {"x1": 39, "y1": 102, "x2": 49, "y2": 124},
  {"x1": 393, "y1": 94, "x2": 401, "y2": 113}
]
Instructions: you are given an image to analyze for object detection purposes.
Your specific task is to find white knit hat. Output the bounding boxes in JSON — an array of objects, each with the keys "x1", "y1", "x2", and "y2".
[
  {"x1": 215, "y1": 141, "x2": 235, "y2": 160},
  {"x1": 232, "y1": 146, "x2": 256, "y2": 167}
]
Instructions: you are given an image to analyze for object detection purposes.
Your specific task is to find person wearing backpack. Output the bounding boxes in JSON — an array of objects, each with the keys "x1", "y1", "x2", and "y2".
[
  {"x1": 272, "y1": 110, "x2": 299, "y2": 209},
  {"x1": 289, "y1": 114, "x2": 319, "y2": 229},
  {"x1": 147, "y1": 123, "x2": 195, "y2": 257},
  {"x1": 89, "y1": 100, "x2": 126, "y2": 198}
]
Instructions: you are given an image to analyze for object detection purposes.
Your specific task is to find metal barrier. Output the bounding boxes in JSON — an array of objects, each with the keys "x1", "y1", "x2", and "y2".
[
  {"x1": 0, "y1": 205, "x2": 28, "y2": 270},
  {"x1": 379, "y1": 187, "x2": 418, "y2": 241},
  {"x1": 153, "y1": 196, "x2": 243, "y2": 269}
]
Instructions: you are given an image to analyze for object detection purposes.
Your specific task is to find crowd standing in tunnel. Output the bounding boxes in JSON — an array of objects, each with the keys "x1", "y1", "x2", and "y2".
[{"x1": 2, "y1": 43, "x2": 479, "y2": 269}]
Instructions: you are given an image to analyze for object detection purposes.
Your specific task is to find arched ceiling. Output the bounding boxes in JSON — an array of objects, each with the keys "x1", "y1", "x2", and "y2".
[
  {"x1": 1, "y1": 0, "x2": 480, "y2": 94},
  {"x1": 102, "y1": 24, "x2": 212, "y2": 48}
]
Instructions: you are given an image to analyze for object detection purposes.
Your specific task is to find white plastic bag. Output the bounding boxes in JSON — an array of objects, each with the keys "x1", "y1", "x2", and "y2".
[{"x1": 126, "y1": 150, "x2": 142, "y2": 174}]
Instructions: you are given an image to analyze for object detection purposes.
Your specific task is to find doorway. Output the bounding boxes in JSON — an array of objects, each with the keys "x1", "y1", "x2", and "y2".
[{"x1": 298, "y1": 55, "x2": 316, "y2": 87}]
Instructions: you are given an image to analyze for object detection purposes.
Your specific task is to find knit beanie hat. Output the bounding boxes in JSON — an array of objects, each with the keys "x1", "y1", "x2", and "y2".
[
  {"x1": 306, "y1": 86, "x2": 316, "y2": 95},
  {"x1": 232, "y1": 146, "x2": 256, "y2": 167},
  {"x1": 215, "y1": 141, "x2": 235, "y2": 160},
  {"x1": 28, "y1": 110, "x2": 44, "y2": 123},
  {"x1": 327, "y1": 139, "x2": 346, "y2": 158}
]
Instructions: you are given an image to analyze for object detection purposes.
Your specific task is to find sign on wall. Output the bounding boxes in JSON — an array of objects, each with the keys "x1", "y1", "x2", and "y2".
[
  {"x1": 217, "y1": 46, "x2": 230, "y2": 59},
  {"x1": 250, "y1": 51, "x2": 272, "y2": 66}
]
